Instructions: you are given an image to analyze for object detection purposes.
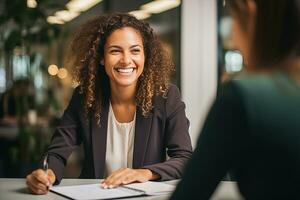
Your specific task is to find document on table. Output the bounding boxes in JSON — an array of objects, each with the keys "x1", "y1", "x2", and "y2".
[
  {"x1": 50, "y1": 181, "x2": 176, "y2": 200},
  {"x1": 124, "y1": 181, "x2": 176, "y2": 196}
]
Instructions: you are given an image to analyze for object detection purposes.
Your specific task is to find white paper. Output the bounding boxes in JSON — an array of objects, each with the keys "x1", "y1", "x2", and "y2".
[
  {"x1": 125, "y1": 181, "x2": 176, "y2": 196},
  {"x1": 50, "y1": 183, "x2": 143, "y2": 200}
]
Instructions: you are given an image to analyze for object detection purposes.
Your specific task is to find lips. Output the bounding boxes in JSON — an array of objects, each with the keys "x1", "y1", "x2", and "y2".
[{"x1": 114, "y1": 67, "x2": 136, "y2": 74}]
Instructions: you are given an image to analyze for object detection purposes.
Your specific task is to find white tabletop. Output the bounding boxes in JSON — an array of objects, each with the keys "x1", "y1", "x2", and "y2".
[{"x1": 0, "y1": 178, "x2": 243, "y2": 200}]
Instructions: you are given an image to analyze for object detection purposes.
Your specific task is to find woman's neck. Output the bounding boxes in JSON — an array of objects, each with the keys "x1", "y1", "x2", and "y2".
[
  {"x1": 110, "y1": 83, "x2": 136, "y2": 105},
  {"x1": 109, "y1": 83, "x2": 137, "y2": 123}
]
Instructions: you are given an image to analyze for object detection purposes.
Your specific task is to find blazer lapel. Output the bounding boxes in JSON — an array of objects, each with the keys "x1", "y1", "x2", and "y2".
[
  {"x1": 91, "y1": 102, "x2": 109, "y2": 178},
  {"x1": 133, "y1": 107, "x2": 153, "y2": 168}
]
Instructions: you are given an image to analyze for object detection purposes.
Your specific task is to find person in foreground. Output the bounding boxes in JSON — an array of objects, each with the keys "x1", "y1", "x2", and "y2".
[
  {"x1": 26, "y1": 13, "x2": 192, "y2": 194},
  {"x1": 171, "y1": 0, "x2": 300, "y2": 199}
]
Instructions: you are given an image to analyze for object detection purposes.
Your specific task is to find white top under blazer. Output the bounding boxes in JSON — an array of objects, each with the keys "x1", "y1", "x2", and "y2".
[{"x1": 104, "y1": 102, "x2": 136, "y2": 177}]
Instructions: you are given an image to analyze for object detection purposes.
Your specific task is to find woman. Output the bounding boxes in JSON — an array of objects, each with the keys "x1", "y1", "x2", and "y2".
[
  {"x1": 171, "y1": 0, "x2": 300, "y2": 199},
  {"x1": 26, "y1": 13, "x2": 192, "y2": 194}
]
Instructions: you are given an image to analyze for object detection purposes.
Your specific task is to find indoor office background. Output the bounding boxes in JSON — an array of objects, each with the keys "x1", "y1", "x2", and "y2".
[{"x1": 0, "y1": 0, "x2": 241, "y2": 178}]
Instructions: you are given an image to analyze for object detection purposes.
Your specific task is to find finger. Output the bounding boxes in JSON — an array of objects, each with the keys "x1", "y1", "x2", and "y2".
[
  {"x1": 33, "y1": 170, "x2": 50, "y2": 185},
  {"x1": 26, "y1": 177, "x2": 48, "y2": 194},
  {"x1": 27, "y1": 181, "x2": 46, "y2": 194},
  {"x1": 100, "y1": 179, "x2": 108, "y2": 189},
  {"x1": 110, "y1": 170, "x2": 138, "y2": 187},
  {"x1": 106, "y1": 167, "x2": 128, "y2": 180},
  {"x1": 29, "y1": 175, "x2": 49, "y2": 191},
  {"x1": 104, "y1": 175, "x2": 127, "y2": 188},
  {"x1": 103, "y1": 169, "x2": 126, "y2": 184},
  {"x1": 103, "y1": 175, "x2": 125, "y2": 188},
  {"x1": 26, "y1": 175, "x2": 42, "y2": 191},
  {"x1": 33, "y1": 174, "x2": 50, "y2": 188},
  {"x1": 104, "y1": 169, "x2": 131, "y2": 187},
  {"x1": 47, "y1": 169, "x2": 56, "y2": 184}
]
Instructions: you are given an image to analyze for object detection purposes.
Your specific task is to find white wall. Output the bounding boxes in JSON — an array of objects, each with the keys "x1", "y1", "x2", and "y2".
[{"x1": 181, "y1": 0, "x2": 218, "y2": 147}]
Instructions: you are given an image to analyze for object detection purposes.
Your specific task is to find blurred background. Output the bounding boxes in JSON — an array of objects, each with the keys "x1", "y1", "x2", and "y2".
[{"x1": 0, "y1": 0, "x2": 243, "y2": 178}]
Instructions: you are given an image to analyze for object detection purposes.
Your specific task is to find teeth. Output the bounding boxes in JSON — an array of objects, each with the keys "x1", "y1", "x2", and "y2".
[{"x1": 116, "y1": 68, "x2": 134, "y2": 73}]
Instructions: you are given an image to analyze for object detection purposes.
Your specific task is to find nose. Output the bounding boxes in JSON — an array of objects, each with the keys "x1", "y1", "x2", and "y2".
[{"x1": 120, "y1": 51, "x2": 131, "y2": 65}]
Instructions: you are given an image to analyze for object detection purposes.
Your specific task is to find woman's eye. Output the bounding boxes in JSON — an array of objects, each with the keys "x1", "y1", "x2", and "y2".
[
  {"x1": 132, "y1": 49, "x2": 141, "y2": 54},
  {"x1": 110, "y1": 49, "x2": 120, "y2": 54}
]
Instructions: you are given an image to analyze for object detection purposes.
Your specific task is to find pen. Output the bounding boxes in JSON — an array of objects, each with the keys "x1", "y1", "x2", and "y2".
[{"x1": 43, "y1": 154, "x2": 50, "y2": 190}]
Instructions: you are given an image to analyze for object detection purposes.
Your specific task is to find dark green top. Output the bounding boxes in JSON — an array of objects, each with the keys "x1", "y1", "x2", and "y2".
[{"x1": 171, "y1": 72, "x2": 300, "y2": 199}]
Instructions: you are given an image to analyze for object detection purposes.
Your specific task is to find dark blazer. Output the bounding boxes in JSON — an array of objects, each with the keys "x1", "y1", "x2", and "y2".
[
  {"x1": 171, "y1": 72, "x2": 300, "y2": 199},
  {"x1": 42, "y1": 84, "x2": 192, "y2": 184}
]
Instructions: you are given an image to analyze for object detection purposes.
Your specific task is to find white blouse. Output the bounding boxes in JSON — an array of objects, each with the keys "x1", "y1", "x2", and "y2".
[{"x1": 104, "y1": 102, "x2": 136, "y2": 177}]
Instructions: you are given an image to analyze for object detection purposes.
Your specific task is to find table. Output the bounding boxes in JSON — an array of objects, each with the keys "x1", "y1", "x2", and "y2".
[{"x1": 0, "y1": 178, "x2": 243, "y2": 200}]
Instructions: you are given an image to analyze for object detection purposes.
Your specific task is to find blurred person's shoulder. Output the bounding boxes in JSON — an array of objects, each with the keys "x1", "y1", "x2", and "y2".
[
  {"x1": 219, "y1": 71, "x2": 300, "y2": 113},
  {"x1": 218, "y1": 72, "x2": 277, "y2": 104},
  {"x1": 221, "y1": 72, "x2": 275, "y2": 94},
  {"x1": 229, "y1": 71, "x2": 300, "y2": 95},
  {"x1": 231, "y1": 72, "x2": 273, "y2": 86}
]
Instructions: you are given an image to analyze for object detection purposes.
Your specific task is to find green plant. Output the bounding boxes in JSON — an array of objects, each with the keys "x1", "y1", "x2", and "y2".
[{"x1": 0, "y1": 0, "x2": 63, "y2": 52}]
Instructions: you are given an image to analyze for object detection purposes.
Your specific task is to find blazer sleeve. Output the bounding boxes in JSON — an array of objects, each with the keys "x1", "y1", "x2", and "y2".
[
  {"x1": 38, "y1": 88, "x2": 82, "y2": 184},
  {"x1": 143, "y1": 85, "x2": 193, "y2": 180}
]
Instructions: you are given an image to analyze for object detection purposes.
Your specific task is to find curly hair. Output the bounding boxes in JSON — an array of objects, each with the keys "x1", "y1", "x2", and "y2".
[{"x1": 66, "y1": 13, "x2": 174, "y2": 124}]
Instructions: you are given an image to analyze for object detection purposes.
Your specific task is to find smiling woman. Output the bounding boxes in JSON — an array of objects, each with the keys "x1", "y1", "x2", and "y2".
[
  {"x1": 103, "y1": 27, "x2": 145, "y2": 90},
  {"x1": 69, "y1": 13, "x2": 175, "y2": 124},
  {"x1": 25, "y1": 13, "x2": 192, "y2": 195}
]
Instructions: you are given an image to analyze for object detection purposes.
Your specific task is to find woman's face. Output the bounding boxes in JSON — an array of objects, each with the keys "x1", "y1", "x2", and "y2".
[{"x1": 103, "y1": 27, "x2": 145, "y2": 88}]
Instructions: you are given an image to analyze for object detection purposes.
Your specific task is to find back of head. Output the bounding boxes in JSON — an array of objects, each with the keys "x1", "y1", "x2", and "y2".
[{"x1": 227, "y1": 0, "x2": 300, "y2": 68}]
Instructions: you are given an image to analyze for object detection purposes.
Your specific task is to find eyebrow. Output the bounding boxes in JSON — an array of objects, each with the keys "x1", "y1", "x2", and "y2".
[
  {"x1": 107, "y1": 44, "x2": 143, "y2": 49},
  {"x1": 130, "y1": 44, "x2": 143, "y2": 48}
]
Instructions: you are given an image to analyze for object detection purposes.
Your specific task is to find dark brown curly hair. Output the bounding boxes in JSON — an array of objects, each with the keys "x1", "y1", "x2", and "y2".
[{"x1": 66, "y1": 13, "x2": 174, "y2": 124}]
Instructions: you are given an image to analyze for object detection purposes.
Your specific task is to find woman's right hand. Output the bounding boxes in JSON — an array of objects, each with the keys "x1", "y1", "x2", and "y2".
[{"x1": 26, "y1": 169, "x2": 56, "y2": 194}]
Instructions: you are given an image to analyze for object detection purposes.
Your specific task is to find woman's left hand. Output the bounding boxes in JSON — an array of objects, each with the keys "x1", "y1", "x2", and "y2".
[{"x1": 101, "y1": 168, "x2": 159, "y2": 189}]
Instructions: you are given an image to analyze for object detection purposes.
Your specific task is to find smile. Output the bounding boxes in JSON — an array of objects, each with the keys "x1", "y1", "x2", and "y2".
[{"x1": 114, "y1": 67, "x2": 136, "y2": 74}]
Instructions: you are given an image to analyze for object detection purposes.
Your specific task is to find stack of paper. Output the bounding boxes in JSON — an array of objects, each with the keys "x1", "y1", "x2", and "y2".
[
  {"x1": 125, "y1": 181, "x2": 176, "y2": 196},
  {"x1": 50, "y1": 181, "x2": 176, "y2": 200}
]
